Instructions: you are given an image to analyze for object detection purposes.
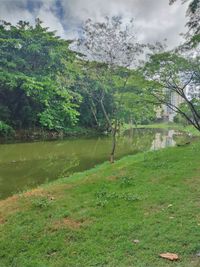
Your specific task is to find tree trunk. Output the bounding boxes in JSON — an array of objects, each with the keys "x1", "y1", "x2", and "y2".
[{"x1": 110, "y1": 121, "x2": 117, "y2": 163}]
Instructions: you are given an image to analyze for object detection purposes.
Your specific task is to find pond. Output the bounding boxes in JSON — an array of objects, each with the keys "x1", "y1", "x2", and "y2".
[{"x1": 0, "y1": 128, "x2": 190, "y2": 199}]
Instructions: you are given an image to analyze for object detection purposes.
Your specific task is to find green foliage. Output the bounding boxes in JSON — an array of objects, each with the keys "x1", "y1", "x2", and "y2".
[
  {"x1": 0, "y1": 121, "x2": 14, "y2": 137},
  {"x1": 96, "y1": 186, "x2": 141, "y2": 207},
  {"x1": 0, "y1": 19, "x2": 80, "y2": 131},
  {"x1": 0, "y1": 19, "x2": 157, "y2": 137},
  {"x1": 30, "y1": 195, "x2": 52, "y2": 209}
]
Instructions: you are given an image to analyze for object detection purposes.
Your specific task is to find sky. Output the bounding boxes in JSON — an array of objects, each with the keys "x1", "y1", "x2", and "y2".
[{"x1": 0, "y1": 0, "x2": 188, "y2": 48}]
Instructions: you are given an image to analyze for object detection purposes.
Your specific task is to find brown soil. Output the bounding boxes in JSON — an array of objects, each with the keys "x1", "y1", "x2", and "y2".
[{"x1": 52, "y1": 218, "x2": 83, "y2": 230}]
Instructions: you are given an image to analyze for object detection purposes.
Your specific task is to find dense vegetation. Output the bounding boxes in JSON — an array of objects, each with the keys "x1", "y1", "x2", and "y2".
[
  {"x1": 1, "y1": 13, "x2": 199, "y2": 142},
  {"x1": 0, "y1": 19, "x2": 80, "y2": 134},
  {"x1": 0, "y1": 19, "x2": 155, "y2": 138}
]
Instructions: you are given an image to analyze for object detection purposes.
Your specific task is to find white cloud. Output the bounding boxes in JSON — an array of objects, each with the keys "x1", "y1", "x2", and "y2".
[
  {"x1": 0, "y1": 0, "x2": 188, "y2": 48},
  {"x1": 60, "y1": 0, "x2": 188, "y2": 48},
  {"x1": 0, "y1": 0, "x2": 34, "y2": 25},
  {"x1": 36, "y1": 2, "x2": 66, "y2": 38}
]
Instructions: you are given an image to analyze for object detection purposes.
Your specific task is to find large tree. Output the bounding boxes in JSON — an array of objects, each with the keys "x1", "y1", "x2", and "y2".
[
  {"x1": 76, "y1": 17, "x2": 147, "y2": 162},
  {"x1": 0, "y1": 19, "x2": 80, "y2": 132}
]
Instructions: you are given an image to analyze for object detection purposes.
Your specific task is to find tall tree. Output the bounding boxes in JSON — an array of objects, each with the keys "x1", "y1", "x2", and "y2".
[
  {"x1": 76, "y1": 17, "x2": 146, "y2": 162},
  {"x1": 0, "y1": 19, "x2": 80, "y2": 131}
]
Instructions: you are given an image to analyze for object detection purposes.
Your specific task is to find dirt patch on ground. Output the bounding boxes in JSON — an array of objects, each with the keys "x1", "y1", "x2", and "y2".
[
  {"x1": 0, "y1": 195, "x2": 19, "y2": 211},
  {"x1": 48, "y1": 183, "x2": 73, "y2": 195},
  {"x1": 0, "y1": 217, "x2": 6, "y2": 225},
  {"x1": 0, "y1": 195, "x2": 18, "y2": 206},
  {"x1": 60, "y1": 218, "x2": 82, "y2": 229},
  {"x1": 52, "y1": 217, "x2": 90, "y2": 231},
  {"x1": 0, "y1": 195, "x2": 21, "y2": 223},
  {"x1": 0, "y1": 183, "x2": 74, "y2": 220},
  {"x1": 107, "y1": 169, "x2": 127, "y2": 182},
  {"x1": 24, "y1": 188, "x2": 46, "y2": 197},
  {"x1": 107, "y1": 175, "x2": 118, "y2": 181}
]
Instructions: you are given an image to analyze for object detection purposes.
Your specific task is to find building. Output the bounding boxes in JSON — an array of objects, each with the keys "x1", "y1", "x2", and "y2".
[{"x1": 156, "y1": 84, "x2": 200, "y2": 122}]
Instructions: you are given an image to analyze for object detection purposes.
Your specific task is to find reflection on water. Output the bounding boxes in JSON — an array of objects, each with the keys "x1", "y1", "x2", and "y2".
[
  {"x1": 0, "y1": 128, "x2": 189, "y2": 199},
  {"x1": 151, "y1": 130, "x2": 176, "y2": 150}
]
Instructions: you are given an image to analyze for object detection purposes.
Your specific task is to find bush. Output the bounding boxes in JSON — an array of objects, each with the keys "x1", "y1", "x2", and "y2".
[
  {"x1": 0, "y1": 121, "x2": 15, "y2": 137},
  {"x1": 30, "y1": 196, "x2": 52, "y2": 209}
]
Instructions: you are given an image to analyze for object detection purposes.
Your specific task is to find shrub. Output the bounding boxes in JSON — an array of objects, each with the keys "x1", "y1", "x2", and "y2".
[
  {"x1": 0, "y1": 121, "x2": 15, "y2": 137},
  {"x1": 30, "y1": 196, "x2": 52, "y2": 209}
]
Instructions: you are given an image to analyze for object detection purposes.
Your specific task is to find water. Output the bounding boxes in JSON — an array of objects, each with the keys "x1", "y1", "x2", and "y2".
[{"x1": 0, "y1": 128, "x2": 189, "y2": 199}]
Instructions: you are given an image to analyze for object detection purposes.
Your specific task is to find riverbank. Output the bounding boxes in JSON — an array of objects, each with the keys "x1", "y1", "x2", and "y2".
[
  {"x1": 0, "y1": 139, "x2": 200, "y2": 266},
  {"x1": 126, "y1": 122, "x2": 200, "y2": 136},
  {"x1": 0, "y1": 126, "x2": 101, "y2": 143}
]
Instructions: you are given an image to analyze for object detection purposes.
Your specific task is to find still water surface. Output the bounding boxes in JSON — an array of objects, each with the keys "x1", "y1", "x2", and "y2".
[{"x1": 0, "y1": 128, "x2": 189, "y2": 199}]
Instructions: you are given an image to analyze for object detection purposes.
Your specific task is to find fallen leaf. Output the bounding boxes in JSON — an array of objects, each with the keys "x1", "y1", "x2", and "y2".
[{"x1": 160, "y1": 253, "x2": 179, "y2": 261}]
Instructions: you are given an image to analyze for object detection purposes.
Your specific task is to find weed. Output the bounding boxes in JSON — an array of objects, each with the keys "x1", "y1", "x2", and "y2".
[
  {"x1": 30, "y1": 196, "x2": 52, "y2": 209},
  {"x1": 120, "y1": 176, "x2": 134, "y2": 187}
]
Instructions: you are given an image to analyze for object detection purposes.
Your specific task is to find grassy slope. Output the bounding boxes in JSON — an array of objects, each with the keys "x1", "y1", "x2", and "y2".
[{"x1": 0, "y1": 141, "x2": 200, "y2": 267}]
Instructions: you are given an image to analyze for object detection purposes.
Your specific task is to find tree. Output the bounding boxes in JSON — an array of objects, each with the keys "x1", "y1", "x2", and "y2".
[
  {"x1": 0, "y1": 19, "x2": 80, "y2": 132},
  {"x1": 145, "y1": 51, "x2": 200, "y2": 131},
  {"x1": 76, "y1": 17, "x2": 146, "y2": 162}
]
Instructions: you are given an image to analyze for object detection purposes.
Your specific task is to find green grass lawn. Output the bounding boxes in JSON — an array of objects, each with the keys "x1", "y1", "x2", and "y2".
[{"x1": 0, "y1": 141, "x2": 200, "y2": 267}]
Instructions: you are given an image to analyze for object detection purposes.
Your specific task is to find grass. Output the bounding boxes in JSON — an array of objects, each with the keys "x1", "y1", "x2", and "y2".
[
  {"x1": 0, "y1": 140, "x2": 200, "y2": 266},
  {"x1": 126, "y1": 122, "x2": 200, "y2": 136}
]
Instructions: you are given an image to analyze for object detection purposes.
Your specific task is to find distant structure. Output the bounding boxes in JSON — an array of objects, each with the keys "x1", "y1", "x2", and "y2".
[
  {"x1": 162, "y1": 92, "x2": 184, "y2": 122},
  {"x1": 156, "y1": 84, "x2": 200, "y2": 122}
]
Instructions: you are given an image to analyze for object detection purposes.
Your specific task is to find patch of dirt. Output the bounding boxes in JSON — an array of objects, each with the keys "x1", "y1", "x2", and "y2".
[
  {"x1": 52, "y1": 217, "x2": 90, "y2": 230},
  {"x1": 0, "y1": 195, "x2": 20, "y2": 223},
  {"x1": 107, "y1": 175, "x2": 118, "y2": 181},
  {"x1": 24, "y1": 188, "x2": 56, "y2": 202},
  {"x1": 0, "y1": 195, "x2": 19, "y2": 211},
  {"x1": 107, "y1": 170, "x2": 127, "y2": 181},
  {"x1": 62, "y1": 218, "x2": 82, "y2": 229},
  {"x1": 0, "y1": 195, "x2": 18, "y2": 205},
  {"x1": 24, "y1": 188, "x2": 46, "y2": 197},
  {"x1": 0, "y1": 217, "x2": 6, "y2": 225}
]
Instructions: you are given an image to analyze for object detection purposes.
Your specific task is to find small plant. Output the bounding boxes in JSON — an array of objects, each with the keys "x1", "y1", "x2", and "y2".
[
  {"x1": 120, "y1": 193, "x2": 141, "y2": 202},
  {"x1": 96, "y1": 187, "x2": 141, "y2": 207},
  {"x1": 96, "y1": 187, "x2": 109, "y2": 207},
  {"x1": 96, "y1": 187, "x2": 108, "y2": 199},
  {"x1": 31, "y1": 196, "x2": 52, "y2": 209},
  {"x1": 0, "y1": 121, "x2": 15, "y2": 137},
  {"x1": 120, "y1": 176, "x2": 134, "y2": 187},
  {"x1": 96, "y1": 199, "x2": 109, "y2": 207}
]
